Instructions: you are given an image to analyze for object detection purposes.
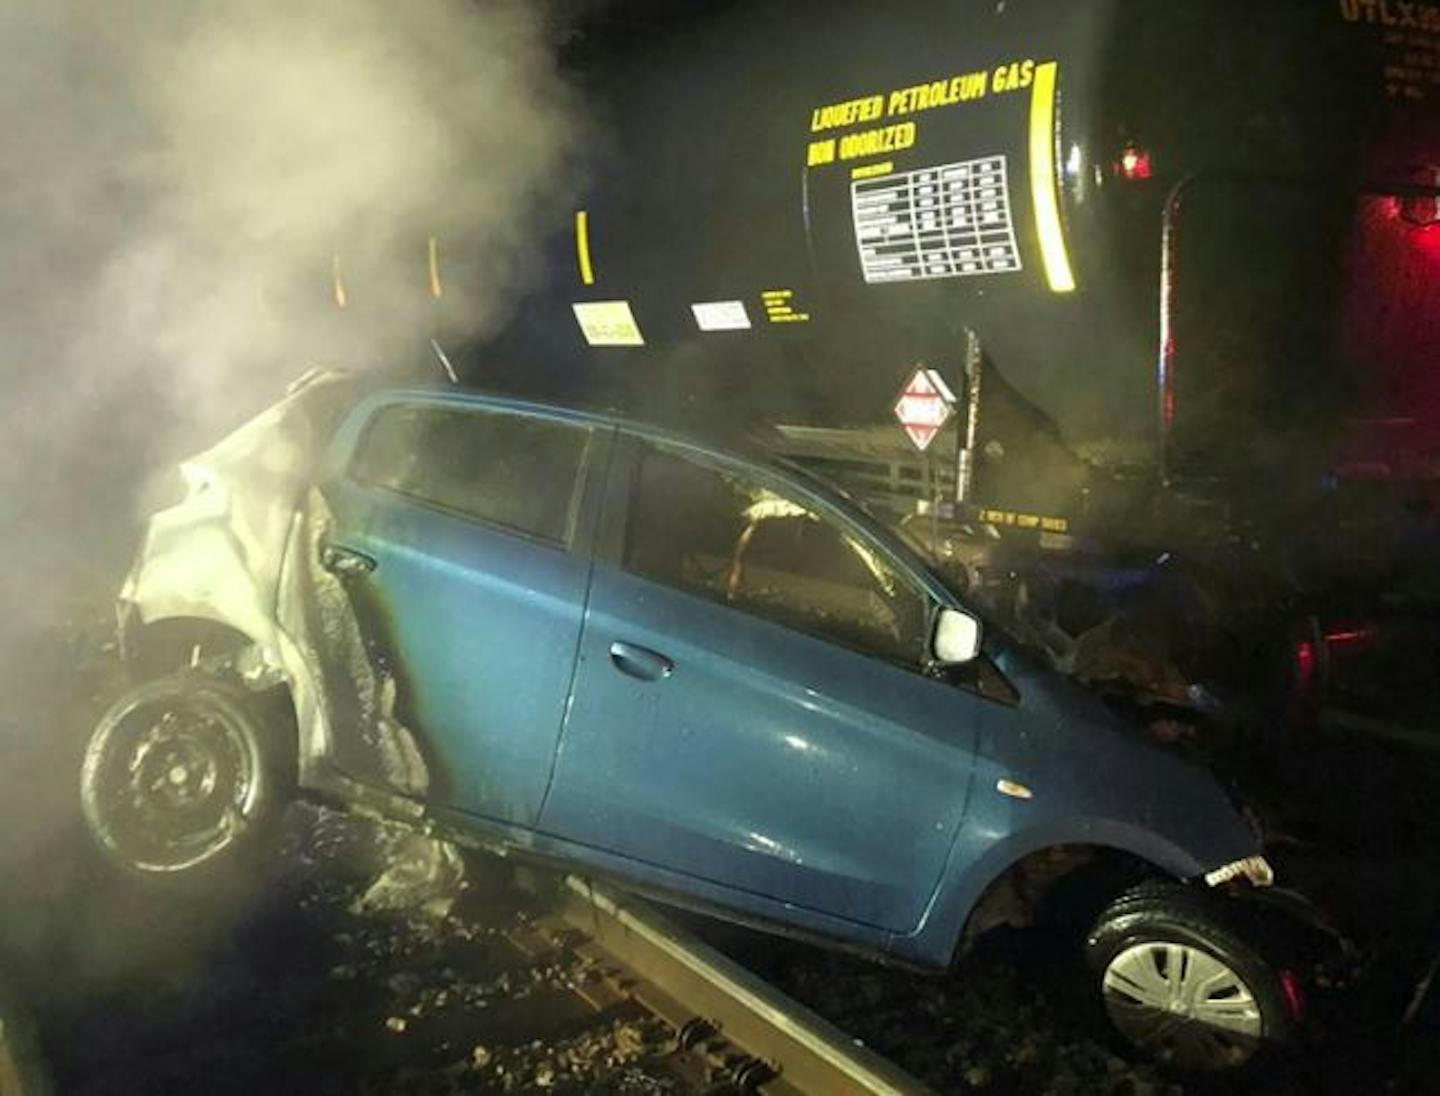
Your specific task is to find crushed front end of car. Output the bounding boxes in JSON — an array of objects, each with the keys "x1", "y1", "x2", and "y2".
[{"x1": 97, "y1": 371, "x2": 437, "y2": 881}]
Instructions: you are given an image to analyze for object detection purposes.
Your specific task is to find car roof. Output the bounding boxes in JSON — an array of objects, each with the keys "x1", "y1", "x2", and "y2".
[
  {"x1": 368, "y1": 383, "x2": 794, "y2": 470},
  {"x1": 367, "y1": 385, "x2": 915, "y2": 535}
]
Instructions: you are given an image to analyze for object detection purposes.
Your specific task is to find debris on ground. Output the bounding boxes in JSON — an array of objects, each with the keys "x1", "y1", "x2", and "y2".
[{"x1": 349, "y1": 823, "x2": 468, "y2": 921}]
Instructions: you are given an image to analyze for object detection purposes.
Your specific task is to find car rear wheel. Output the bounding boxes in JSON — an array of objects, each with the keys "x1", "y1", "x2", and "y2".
[
  {"x1": 80, "y1": 672, "x2": 292, "y2": 882},
  {"x1": 1086, "y1": 882, "x2": 1294, "y2": 1073}
]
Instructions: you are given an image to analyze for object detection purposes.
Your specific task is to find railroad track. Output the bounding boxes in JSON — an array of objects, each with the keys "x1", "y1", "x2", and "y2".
[
  {"x1": 41, "y1": 805, "x2": 931, "y2": 1094},
  {"x1": 510, "y1": 870, "x2": 931, "y2": 1096}
]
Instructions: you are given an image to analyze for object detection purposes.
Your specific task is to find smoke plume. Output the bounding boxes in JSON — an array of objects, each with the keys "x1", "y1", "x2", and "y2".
[
  {"x1": 0, "y1": 0, "x2": 578, "y2": 625},
  {"x1": 0, "y1": 0, "x2": 579, "y2": 994}
]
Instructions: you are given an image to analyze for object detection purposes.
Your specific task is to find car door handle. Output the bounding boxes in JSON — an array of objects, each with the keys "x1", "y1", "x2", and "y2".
[
  {"x1": 320, "y1": 543, "x2": 376, "y2": 577},
  {"x1": 609, "y1": 641, "x2": 674, "y2": 681}
]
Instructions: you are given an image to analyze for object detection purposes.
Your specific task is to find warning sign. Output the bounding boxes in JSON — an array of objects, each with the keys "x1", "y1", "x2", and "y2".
[
  {"x1": 853, "y1": 157, "x2": 1022, "y2": 284},
  {"x1": 573, "y1": 301, "x2": 645, "y2": 347},
  {"x1": 691, "y1": 300, "x2": 752, "y2": 331},
  {"x1": 894, "y1": 368, "x2": 956, "y2": 451}
]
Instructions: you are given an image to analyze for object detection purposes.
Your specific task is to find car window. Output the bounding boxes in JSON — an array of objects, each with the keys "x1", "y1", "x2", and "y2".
[
  {"x1": 350, "y1": 404, "x2": 592, "y2": 545},
  {"x1": 623, "y1": 444, "x2": 930, "y2": 665}
]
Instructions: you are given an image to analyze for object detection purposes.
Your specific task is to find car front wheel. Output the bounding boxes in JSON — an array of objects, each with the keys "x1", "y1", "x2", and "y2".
[
  {"x1": 1086, "y1": 882, "x2": 1295, "y2": 1073},
  {"x1": 80, "y1": 672, "x2": 291, "y2": 882}
]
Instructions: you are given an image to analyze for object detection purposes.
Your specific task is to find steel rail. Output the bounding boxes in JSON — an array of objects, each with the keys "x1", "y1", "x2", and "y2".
[{"x1": 551, "y1": 874, "x2": 932, "y2": 1096}]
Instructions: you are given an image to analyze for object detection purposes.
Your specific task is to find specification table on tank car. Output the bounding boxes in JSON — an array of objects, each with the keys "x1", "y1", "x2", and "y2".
[{"x1": 851, "y1": 156, "x2": 1023, "y2": 284}]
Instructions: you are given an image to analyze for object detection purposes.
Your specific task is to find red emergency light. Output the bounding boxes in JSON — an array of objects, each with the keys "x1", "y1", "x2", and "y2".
[
  {"x1": 1322, "y1": 627, "x2": 1377, "y2": 649},
  {"x1": 1290, "y1": 638, "x2": 1318, "y2": 716},
  {"x1": 1116, "y1": 145, "x2": 1153, "y2": 181}
]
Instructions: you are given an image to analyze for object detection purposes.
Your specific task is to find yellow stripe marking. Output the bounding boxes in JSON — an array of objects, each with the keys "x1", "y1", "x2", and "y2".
[
  {"x1": 331, "y1": 252, "x2": 347, "y2": 309},
  {"x1": 1028, "y1": 62, "x2": 1076, "y2": 294},
  {"x1": 575, "y1": 210, "x2": 595, "y2": 286},
  {"x1": 850, "y1": 160, "x2": 894, "y2": 180},
  {"x1": 428, "y1": 235, "x2": 443, "y2": 299}
]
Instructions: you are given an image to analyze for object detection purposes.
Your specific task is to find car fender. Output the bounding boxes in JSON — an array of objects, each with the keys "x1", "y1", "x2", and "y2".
[
  {"x1": 888, "y1": 657, "x2": 1261, "y2": 964},
  {"x1": 116, "y1": 370, "x2": 421, "y2": 793},
  {"x1": 120, "y1": 491, "x2": 335, "y2": 781}
]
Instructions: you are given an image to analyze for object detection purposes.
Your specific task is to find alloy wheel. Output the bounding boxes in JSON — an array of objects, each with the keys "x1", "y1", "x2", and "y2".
[{"x1": 1101, "y1": 940, "x2": 1264, "y2": 1070}]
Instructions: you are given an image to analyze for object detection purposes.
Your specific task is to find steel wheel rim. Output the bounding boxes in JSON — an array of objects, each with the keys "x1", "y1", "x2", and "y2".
[
  {"x1": 1102, "y1": 941, "x2": 1264, "y2": 1070},
  {"x1": 82, "y1": 694, "x2": 260, "y2": 873}
]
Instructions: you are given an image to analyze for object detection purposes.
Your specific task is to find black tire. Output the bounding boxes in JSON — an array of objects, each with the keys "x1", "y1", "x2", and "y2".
[
  {"x1": 79, "y1": 671, "x2": 293, "y2": 885},
  {"x1": 0, "y1": 975, "x2": 49, "y2": 1096},
  {"x1": 1086, "y1": 881, "x2": 1295, "y2": 1074}
]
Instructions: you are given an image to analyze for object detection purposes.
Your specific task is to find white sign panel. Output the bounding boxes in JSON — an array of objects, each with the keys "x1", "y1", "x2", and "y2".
[
  {"x1": 691, "y1": 300, "x2": 752, "y2": 331},
  {"x1": 573, "y1": 300, "x2": 645, "y2": 347},
  {"x1": 853, "y1": 156, "x2": 1023, "y2": 284}
]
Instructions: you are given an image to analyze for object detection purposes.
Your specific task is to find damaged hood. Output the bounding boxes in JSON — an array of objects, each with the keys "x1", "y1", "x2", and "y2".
[
  {"x1": 120, "y1": 368, "x2": 427, "y2": 800},
  {"x1": 121, "y1": 369, "x2": 360, "y2": 635}
]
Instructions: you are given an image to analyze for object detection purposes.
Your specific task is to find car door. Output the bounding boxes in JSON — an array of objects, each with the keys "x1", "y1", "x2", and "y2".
[
  {"x1": 319, "y1": 397, "x2": 608, "y2": 827},
  {"x1": 541, "y1": 435, "x2": 982, "y2": 933}
]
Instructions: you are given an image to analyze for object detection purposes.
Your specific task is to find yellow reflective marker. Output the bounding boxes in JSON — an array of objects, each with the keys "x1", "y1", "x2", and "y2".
[
  {"x1": 997, "y1": 779, "x2": 1034, "y2": 801},
  {"x1": 1028, "y1": 62, "x2": 1076, "y2": 294},
  {"x1": 851, "y1": 160, "x2": 894, "y2": 181},
  {"x1": 575, "y1": 210, "x2": 595, "y2": 286},
  {"x1": 331, "y1": 252, "x2": 348, "y2": 310},
  {"x1": 428, "y1": 236, "x2": 443, "y2": 299}
]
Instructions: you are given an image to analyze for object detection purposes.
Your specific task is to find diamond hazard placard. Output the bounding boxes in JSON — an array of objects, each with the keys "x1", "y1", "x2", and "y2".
[{"x1": 894, "y1": 368, "x2": 956, "y2": 452}]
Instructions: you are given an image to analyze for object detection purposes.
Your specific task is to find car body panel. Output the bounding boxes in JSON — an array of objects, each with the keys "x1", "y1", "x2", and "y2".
[
  {"x1": 319, "y1": 467, "x2": 604, "y2": 827},
  {"x1": 424, "y1": 798, "x2": 927, "y2": 958},
  {"x1": 544, "y1": 559, "x2": 980, "y2": 933},
  {"x1": 118, "y1": 372, "x2": 374, "y2": 790},
  {"x1": 539, "y1": 430, "x2": 984, "y2": 933},
  {"x1": 889, "y1": 647, "x2": 1259, "y2": 962}
]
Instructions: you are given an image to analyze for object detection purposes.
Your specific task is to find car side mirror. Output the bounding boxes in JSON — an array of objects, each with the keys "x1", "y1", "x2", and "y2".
[{"x1": 932, "y1": 607, "x2": 982, "y2": 665}]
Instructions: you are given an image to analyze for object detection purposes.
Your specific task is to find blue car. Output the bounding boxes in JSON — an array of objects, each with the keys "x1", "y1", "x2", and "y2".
[{"x1": 83, "y1": 373, "x2": 1321, "y2": 1073}]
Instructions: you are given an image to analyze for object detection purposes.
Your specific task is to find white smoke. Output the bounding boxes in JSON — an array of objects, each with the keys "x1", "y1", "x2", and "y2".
[
  {"x1": 0, "y1": 0, "x2": 579, "y2": 623},
  {"x1": 0, "y1": 1, "x2": 583, "y2": 995}
]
